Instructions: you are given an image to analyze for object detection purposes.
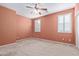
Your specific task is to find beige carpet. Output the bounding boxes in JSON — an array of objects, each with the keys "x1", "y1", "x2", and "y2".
[{"x1": 0, "y1": 38, "x2": 79, "y2": 56}]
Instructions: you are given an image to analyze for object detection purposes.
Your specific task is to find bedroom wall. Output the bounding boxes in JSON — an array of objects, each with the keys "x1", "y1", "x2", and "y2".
[
  {"x1": 16, "y1": 15, "x2": 32, "y2": 40},
  {"x1": 0, "y1": 5, "x2": 76, "y2": 45},
  {"x1": 75, "y1": 3, "x2": 79, "y2": 15},
  {"x1": 0, "y1": 6, "x2": 16, "y2": 45},
  {"x1": 0, "y1": 6, "x2": 32, "y2": 45},
  {"x1": 32, "y1": 8, "x2": 75, "y2": 44}
]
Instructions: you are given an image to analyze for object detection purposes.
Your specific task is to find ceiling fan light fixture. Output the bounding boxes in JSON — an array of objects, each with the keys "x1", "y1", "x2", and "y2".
[{"x1": 26, "y1": 3, "x2": 48, "y2": 15}]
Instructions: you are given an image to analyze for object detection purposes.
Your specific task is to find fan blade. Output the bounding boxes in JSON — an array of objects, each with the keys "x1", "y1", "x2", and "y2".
[
  {"x1": 36, "y1": 8, "x2": 47, "y2": 11},
  {"x1": 35, "y1": 3, "x2": 38, "y2": 9},
  {"x1": 39, "y1": 12, "x2": 41, "y2": 15},
  {"x1": 26, "y1": 6, "x2": 33, "y2": 8},
  {"x1": 39, "y1": 8, "x2": 47, "y2": 10}
]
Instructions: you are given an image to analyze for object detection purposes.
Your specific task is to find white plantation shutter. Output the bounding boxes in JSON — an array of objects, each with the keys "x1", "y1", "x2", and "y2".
[
  {"x1": 35, "y1": 19, "x2": 41, "y2": 32},
  {"x1": 58, "y1": 13, "x2": 72, "y2": 33},
  {"x1": 64, "y1": 13, "x2": 72, "y2": 33},
  {"x1": 58, "y1": 15, "x2": 64, "y2": 32}
]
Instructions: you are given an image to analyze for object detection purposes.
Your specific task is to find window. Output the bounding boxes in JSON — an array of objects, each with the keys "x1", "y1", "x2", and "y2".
[
  {"x1": 58, "y1": 15, "x2": 64, "y2": 32},
  {"x1": 58, "y1": 13, "x2": 72, "y2": 33},
  {"x1": 34, "y1": 19, "x2": 41, "y2": 32}
]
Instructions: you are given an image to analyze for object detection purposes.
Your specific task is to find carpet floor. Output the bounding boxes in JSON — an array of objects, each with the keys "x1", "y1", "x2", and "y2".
[{"x1": 0, "y1": 38, "x2": 79, "y2": 56}]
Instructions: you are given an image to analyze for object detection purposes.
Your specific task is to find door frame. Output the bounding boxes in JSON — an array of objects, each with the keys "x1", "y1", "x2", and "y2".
[{"x1": 76, "y1": 11, "x2": 79, "y2": 48}]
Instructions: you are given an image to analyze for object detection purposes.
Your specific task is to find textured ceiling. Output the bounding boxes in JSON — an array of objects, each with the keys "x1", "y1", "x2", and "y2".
[{"x1": 0, "y1": 3, "x2": 75, "y2": 19}]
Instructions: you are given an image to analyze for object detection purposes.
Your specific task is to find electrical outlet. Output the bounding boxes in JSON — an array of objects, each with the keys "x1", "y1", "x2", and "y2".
[
  {"x1": 69, "y1": 39, "x2": 71, "y2": 42},
  {"x1": 62, "y1": 38, "x2": 64, "y2": 40}
]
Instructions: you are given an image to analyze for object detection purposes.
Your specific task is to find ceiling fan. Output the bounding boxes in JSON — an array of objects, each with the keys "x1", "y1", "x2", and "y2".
[{"x1": 26, "y1": 3, "x2": 48, "y2": 15}]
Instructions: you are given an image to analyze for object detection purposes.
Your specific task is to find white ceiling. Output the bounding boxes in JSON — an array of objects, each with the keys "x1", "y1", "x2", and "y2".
[{"x1": 0, "y1": 3, "x2": 76, "y2": 19}]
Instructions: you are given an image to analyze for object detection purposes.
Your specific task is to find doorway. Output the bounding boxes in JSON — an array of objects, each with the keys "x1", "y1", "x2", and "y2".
[{"x1": 76, "y1": 11, "x2": 79, "y2": 48}]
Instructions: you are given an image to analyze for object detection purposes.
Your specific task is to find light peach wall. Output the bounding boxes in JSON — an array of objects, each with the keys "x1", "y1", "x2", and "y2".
[
  {"x1": 0, "y1": 6, "x2": 16, "y2": 45},
  {"x1": 0, "y1": 6, "x2": 32, "y2": 45},
  {"x1": 32, "y1": 8, "x2": 75, "y2": 44},
  {"x1": 75, "y1": 3, "x2": 79, "y2": 15},
  {"x1": 16, "y1": 15, "x2": 32, "y2": 40},
  {"x1": 0, "y1": 5, "x2": 76, "y2": 45}
]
